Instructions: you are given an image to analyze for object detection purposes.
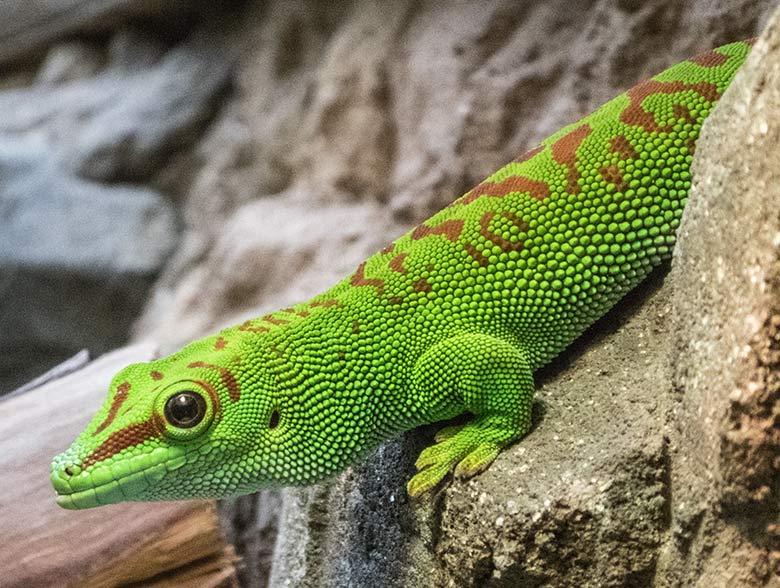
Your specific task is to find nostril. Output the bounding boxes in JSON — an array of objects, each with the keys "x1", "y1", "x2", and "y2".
[{"x1": 64, "y1": 467, "x2": 74, "y2": 477}]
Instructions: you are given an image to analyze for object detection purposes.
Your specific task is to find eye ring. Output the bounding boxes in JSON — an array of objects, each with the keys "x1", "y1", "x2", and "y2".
[{"x1": 164, "y1": 391, "x2": 207, "y2": 429}]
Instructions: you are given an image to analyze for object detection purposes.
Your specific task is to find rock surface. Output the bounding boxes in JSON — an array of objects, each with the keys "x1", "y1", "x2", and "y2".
[
  {"x1": 661, "y1": 24, "x2": 780, "y2": 587},
  {"x1": 0, "y1": 0, "x2": 202, "y2": 64}
]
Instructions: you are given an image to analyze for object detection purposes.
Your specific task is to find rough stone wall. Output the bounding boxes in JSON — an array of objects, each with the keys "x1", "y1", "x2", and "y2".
[
  {"x1": 4, "y1": 0, "x2": 779, "y2": 586},
  {"x1": 661, "y1": 22, "x2": 780, "y2": 587}
]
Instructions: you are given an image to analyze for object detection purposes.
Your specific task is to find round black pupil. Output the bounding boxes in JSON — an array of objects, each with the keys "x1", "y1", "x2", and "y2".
[{"x1": 164, "y1": 392, "x2": 205, "y2": 428}]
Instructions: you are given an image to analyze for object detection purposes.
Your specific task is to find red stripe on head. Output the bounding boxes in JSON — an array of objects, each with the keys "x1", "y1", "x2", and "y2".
[
  {"x1": 93, "y1": 382, "x2": 131, "y2": 436},
  {"x1": 188, "y1": 361, "x2": 241, "y2": 402},
  {"x1": 83, "y1": 413, "x2": 163, "y2": 468}
]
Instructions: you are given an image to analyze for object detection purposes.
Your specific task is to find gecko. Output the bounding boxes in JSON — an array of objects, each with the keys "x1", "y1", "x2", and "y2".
[{"x1": 51, "y1": 40, "x2": 753, "y2": 509}]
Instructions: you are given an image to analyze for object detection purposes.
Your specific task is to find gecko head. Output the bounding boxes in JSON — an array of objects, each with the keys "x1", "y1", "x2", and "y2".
[{"x1": 50, "y1": 336, "x2": 291, "y2": 509}]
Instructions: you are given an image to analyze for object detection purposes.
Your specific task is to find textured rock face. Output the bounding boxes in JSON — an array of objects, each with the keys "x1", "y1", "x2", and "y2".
[
  {"x1": 662, "y1": 25, "x2": 780, "y2": 587},
  {"x1": 0, "y1": 0, "x2": 201, "y2": 63}
]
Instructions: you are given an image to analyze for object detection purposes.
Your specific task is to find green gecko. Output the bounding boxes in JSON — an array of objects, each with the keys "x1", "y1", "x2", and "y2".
[{"x1": 52, "y1": 40, "x2": 753, "y2": 509}]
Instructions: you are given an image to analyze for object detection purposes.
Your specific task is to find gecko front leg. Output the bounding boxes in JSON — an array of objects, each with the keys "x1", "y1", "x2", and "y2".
[{"x1": 408, "y1": 333, "x2": 534, "y2": 496}]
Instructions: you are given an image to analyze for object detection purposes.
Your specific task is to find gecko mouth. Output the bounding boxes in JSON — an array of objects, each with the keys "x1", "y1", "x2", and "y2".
[{"x1": 51, "y1": 445, "x2": 191, "y2": 510}]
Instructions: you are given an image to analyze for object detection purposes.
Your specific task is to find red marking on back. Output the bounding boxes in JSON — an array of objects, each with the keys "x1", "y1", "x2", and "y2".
[
  {"x1": 388, "y1": 296, "x2": 404, "y2": 305},
  {"x1": 381, "y1": 243, "x2": 395, "y2": 255},
  {"x1": 389, "y1": 253, "x2": 409, "y2": 274},
  {"x1": 411, "y1": 219, "x2": 465, "y2": 242},
  {"x1": 150, "y1": 371, "x2": 164, "y2": 381},
  {"x1": 93, "y1": 382, "x2": 131, "y2": 436},
  {"x1": 599, "y1": 165, "x2": 628, "y2": 192},
  {"x1": 464, "y1": 243, "x2": 489, "y2": 267},
  {"x1": 689, "y1": 49, "x2": 729, "y2": 68},
  {"x1": 513, "y1": 144, "x2": 544, "y2": 163},
  {"x1": 262, "y1": 314, "x2": 289, "y2": 326},
  {"x1": 551, "y1": 124, "x2": 592, "y2": 194},
  {"x1": 672, "y1": 103, "x2": 695, "y2": 123},
  {"x1": 459, "y1": 175, "x2": 549, "y2": 206},
  {"x1": 83, "y1": 413, "x2": 163, "y2": 468},
  {"x1": 238, "y1": 320, "x2": 269, "y2": 333},
  {"x1": 214, "y1": 337, "x2": 228, "y2": 351},
  {"x1": 281, "y1": 307, "x2": 310, "y2": 318},
  {"x1": 465, "y1": 210, "x2": 530, "y2": 265},
  {"x1": 350, "y1": 262, "x2": 385, "y2": 294},
  {"x1": 609, "y1": 135, "x2": 637, "y2": 160},
  {"x1": 311, "y1": 299, "x2": 340, "y2": 308},
  {"x1": 188, "y1": 361, "x2": 241, "y2": 402},
  {"x1": 413, "y1": 279, "x2": 433, "y2": 293},
  {"x1": 621, "y1": 79, "x2": 719, "y2": 133},
  {"x1": 352, "y1": 320, "x2": 361, "y2": 334}
]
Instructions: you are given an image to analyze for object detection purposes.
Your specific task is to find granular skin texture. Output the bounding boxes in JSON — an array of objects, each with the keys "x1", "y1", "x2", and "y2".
[{"x1": 51, "y1": 41, "x2": 753, "y2": 508}]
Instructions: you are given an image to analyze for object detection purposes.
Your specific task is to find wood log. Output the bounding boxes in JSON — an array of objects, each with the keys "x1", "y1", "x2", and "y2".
[{"x1": 0, "y1": 344, "x2": 238, "y2": 588}]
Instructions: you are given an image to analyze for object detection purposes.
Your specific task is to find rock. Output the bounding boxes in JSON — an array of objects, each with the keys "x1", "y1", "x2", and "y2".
[
  {"x1": 0, "y1": 0, "x2": 200, "y2": 64},
  {"x1": 132, "y1": 194, "x2": 407, "y2": 349},
  {"x1": 136, "y1": 0, "x2": 775, "y2": 356},
  {"x1": 0, "y1": 20, "x2": 234, "y2": 392},
  {"x1": 268, "y1": 276, "x2": 674, "y2": 588},
  {"x1": 1, "y1": 0, "x2": 774, "y2": 583},
  {"x1": 660, "y1": 21, "x2": 780, "y2": 586},
  {"x1": 0, "y1": 136, "x2": 175, "y2": 274},
  {"x1": 35, "y1": 40, "x2": 105, "y2": 85},
  {"x1": 0, "y1": 133, "x2": 177, "y2": 392},
  {"x1": 65, "y1": 33, "x2": 235, "y2": 181},
  {"x1": 0, "y1": 31, "x2": 235, "y2": 182},
  {"x1": 106, "y1": 29, "x2": 167, "y2": 72}
]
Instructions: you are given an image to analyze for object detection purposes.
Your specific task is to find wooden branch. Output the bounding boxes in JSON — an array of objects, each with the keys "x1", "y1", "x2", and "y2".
[{"x1": 0, "y1": 344, "x2": 238, "y2": 588}]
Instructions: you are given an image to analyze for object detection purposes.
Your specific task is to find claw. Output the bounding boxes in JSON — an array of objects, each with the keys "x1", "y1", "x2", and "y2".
[
  {"x1": 407, "y1": 462, "x2": 451, "y2": 497},
  {"x1": 453, "y1": 443, "x2": 500, "y2": 479}
]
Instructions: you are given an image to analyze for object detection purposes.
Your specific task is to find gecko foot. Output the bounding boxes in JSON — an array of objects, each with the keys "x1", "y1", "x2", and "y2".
[{"x1": 406, "y1": 417, "x2": 511, "y2": 497}]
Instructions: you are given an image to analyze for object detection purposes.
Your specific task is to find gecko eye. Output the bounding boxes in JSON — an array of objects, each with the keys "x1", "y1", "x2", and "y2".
[{"x1": 164, "y1": 391, "x2": 207, "y2": 429}]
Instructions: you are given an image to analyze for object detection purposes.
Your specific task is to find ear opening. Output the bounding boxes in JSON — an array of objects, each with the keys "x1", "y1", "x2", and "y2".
[{"x1": 269, "y1": 409, "x2": 280, "y2": 429}]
